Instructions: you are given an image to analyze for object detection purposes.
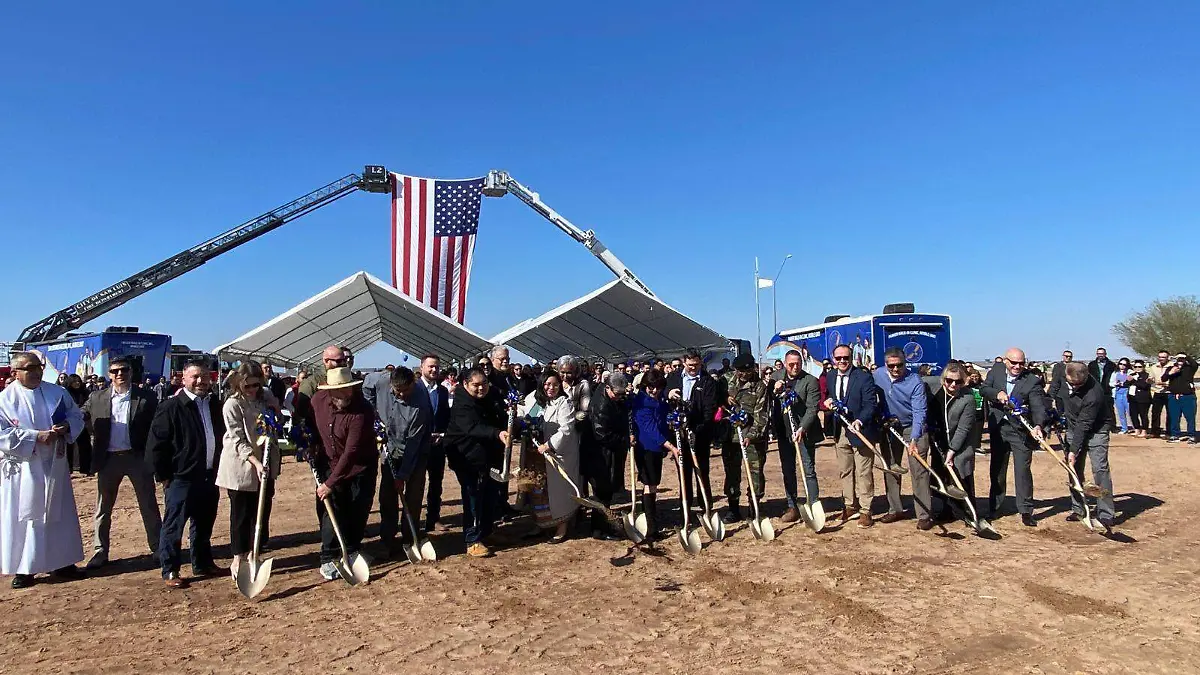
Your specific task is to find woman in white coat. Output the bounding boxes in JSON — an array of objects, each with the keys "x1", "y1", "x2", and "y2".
[
  {"x1": 520, "y1": 371, "x2": 580, "y2": 542},
  {"x1": 216, "y1": 362, "x2": 281, "y2": 580}
]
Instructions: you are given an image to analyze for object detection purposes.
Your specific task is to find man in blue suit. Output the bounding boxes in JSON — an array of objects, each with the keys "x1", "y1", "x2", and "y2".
[
  {"x1": 415, "y1": 354, "x2": 453, "y2": 532},
  {"x1": 821, "y1": 344, "x2": 880, "y2": 527}
]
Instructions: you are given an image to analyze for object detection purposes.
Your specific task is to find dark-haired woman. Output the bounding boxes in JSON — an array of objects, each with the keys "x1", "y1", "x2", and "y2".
[
  {"x1": 628, "y1": 369, "x2": 680, "y2": 539},
  {"x1": 519, "y1": 371, "x2": 580, "y2": 542},
  {"x1": 1127, "y1": 360, "x2": 1152, "y2": 438},
  {"x1": 64, "y1": 374, "x2": 93, "y2": 475}
]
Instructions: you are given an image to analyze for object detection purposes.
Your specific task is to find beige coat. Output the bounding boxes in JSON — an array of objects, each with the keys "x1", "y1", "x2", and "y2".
[{"x1": 215, "y1": 395, "x2": 282, "y2": 492}]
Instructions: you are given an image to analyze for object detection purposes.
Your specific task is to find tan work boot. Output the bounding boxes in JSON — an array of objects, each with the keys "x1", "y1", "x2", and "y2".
[
  {"x1": 781, "y1": 507, "x2": 801, "y2": 523},
  {"x1": 467, "y1": 542, "x2": 493, "y2": 558}
]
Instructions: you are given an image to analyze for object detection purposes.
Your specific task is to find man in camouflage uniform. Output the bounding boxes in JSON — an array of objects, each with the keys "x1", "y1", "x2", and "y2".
[{"x1": 721, "y1": 353, "x2": 769, "y2": 523}]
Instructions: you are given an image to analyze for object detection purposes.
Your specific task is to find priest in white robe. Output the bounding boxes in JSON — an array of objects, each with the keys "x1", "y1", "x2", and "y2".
[{"x1": 0, "y1": 352, "x2": 87, "y2": 588}]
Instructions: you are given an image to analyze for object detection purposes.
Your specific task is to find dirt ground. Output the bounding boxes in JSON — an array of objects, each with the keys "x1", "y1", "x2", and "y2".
[{"x1": 2, "y1": 433, "x2": 1198, "y2": 675}]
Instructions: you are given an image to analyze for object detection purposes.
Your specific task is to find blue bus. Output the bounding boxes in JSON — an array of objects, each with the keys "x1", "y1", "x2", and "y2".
[
  {"x1": 764, "y1": 311, "x2": 953, "y2": 377},
  {"x1": 27, "y1": 328, "x2": 172, "y2": 384}
]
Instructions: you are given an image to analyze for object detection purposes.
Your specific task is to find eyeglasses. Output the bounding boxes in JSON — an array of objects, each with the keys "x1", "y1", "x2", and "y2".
[
  {"x1": 110, "y1": 367, "x2": 130, "y2": 374},
  {"x1": 14, "y1": 364, "x2": 44, "y2": 371},
  {"x1": 1006, "y1": 359, "x2": 1026, "y2": 366},
  {"x1": 886, "y1": 363, "x2": 906, "y2": 370},
  {"x1": 944, "y1": 377, "x2": 964, "y2": 385},
  {"x1": 832, "y1": 356, "x2": 851, "y2": 362}
]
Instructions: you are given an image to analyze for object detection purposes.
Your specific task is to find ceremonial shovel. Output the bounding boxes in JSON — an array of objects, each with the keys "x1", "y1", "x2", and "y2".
[
  {"x1": 730, "y1": 408, "x2": 774, "y2": 542},
  {"x1": 401, "y1": 505, "x2": 437, "y2": 563},
  {"x1": 681, "y1": 430, "x2": 725, "y2": 542},
  {"x1": 1006, "y1": 398, "x2": 1104, "y2": 533},
  {"x1": 881, "y1": 421, "x2": 967, "y2": 501},
  {"x1": 235, "y1": 447, "x2": 273, "y2": 599},
  {"x1": 672, "y1": 453, "x2": 703, "y2": 554},
  {"x1": 832, "y1": 405, "x2": 906, "y2": 477},
  {"x1": 939, "y1": 451, "x2": 1000, "y2": 538},
  {"x1": 490, "y1": 390, "x2": 521, "y2": 482},
  {"x1": 543, "y1": 449, "x2": 613, "y2": 515},
  {"x1": 782, "y1": 391, "x2": 825, "y2": 533},
  {"x1": 311, "y1": 468, "x2": 370, "y2": 585},
  {"x1": 622, "y1": 426, "x2": 648, "y2": 543}
]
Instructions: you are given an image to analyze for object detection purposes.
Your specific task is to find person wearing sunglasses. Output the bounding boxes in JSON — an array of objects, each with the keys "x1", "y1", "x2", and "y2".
[
  {"x1": 821, "y1": 343, "x2": 881, "y2": 527},
  {"x1": 927, "y1": 362, "x2": 980, "y2": 527},
  {"x1": 979, "y1": 348, "x2": 1049, "y2": 527},
  {"x1": 1126, "y1": 360, "x2": 1152, "y2": 438},
  {"x1": 82, "y1": 356, "x2": 163, "y2": 570},
  {"x1": 0, "y1": 352, "x2": 88, "y2": 589},
  {"x1": 872, "y1": 348, "x2": 934, "y2": 530}
]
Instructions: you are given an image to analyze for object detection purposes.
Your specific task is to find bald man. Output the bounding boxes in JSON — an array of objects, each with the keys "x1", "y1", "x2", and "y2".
[{"x1": 980, "y1": 348, "x2": 1049, "y2": 527}]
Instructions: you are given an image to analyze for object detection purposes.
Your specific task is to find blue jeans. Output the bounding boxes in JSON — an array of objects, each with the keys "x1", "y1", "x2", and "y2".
[
  {"x1": 1167, "y1": 394, "x2": 1197, "y2": 440},
  {"x1": 456, "y1": 465, "x2": 493, "y2": 545},
  {"x1": 159, "y1": 475, "x2": 218, "y2": 577},
  {"x1": 777, "y1": 433, "x2": 819, "y2": 506},
  {"x1": 1114, "y1": 391, "x2": 1129, "y2": 432}
]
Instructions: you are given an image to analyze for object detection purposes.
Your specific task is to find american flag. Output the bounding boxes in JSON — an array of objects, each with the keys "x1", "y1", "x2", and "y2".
[{"x1": 390, "y1": 173, "x2": 485, "y2": 324}]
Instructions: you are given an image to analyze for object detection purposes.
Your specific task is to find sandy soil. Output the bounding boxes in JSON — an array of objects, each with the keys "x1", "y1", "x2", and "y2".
[{"x1": 1, "y1": 433, "x2": 1197, "y2": 675}]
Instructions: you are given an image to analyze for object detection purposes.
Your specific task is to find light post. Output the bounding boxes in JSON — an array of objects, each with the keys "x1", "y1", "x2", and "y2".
[{"x1": 772, "y1": 254, "x2": 792, "y2": 338}]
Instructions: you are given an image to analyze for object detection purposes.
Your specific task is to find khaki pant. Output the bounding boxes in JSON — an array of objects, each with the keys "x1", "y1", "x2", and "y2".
[{"x1": 836, "y1": 433, "x2": 874, "y2": 514}]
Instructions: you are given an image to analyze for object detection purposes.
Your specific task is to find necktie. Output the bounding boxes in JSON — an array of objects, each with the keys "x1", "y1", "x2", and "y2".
[{"x1": 837, "y1": 375, "x2": 846, "y2": 401}]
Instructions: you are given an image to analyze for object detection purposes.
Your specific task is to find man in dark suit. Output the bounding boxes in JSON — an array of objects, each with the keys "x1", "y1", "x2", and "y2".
[
  {"x1": 1047, "y1": 349, "x2": 1074, "y2": 413},
  {"x1": 415, "y1": 354, "x2": 452, "y2": 531},
  {"x1": 1088, "y1": 347, "x2": 1117, "y2": 399},
  {"x1": 979, "y1": 347, "x2": 1048, "y2": 527},
  {"x1": 821, "y1": 343, "x2": 880, "y2": 527},
  {"x1": 83, "y1": 356, "x2": 162, "y2": 569},
  {"x1": 147, "y1": 361, "x2": 225, "y2": 588},
  {"x1": 666, "y1": 348, "x2": 721, "y2": 511},
  {"x1": 260, "y1": 362, "x2": 288, "y2": 404}
]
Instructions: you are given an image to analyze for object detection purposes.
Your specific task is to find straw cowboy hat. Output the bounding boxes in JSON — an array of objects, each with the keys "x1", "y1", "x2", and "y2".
[{"x1": 317, "y1": 367, "x2": 362, "y2": 390}]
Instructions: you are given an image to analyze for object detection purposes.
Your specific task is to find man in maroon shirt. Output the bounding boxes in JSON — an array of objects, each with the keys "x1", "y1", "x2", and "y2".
[{"x1": 311, "y1": 367, "x2": 378, "y2": 581}]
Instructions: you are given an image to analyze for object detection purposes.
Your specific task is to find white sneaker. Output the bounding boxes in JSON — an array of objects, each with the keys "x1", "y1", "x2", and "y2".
[{"x1": 319, "y1": 562, "x2": 339, "y2": 581}]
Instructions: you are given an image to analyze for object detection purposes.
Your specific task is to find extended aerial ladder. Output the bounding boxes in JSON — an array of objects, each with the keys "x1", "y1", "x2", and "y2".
[
  {"x1": 15, "y1": 165, "x2": 652, "y2": 346},
  {"x1": 16, "y1": 166, "x2": 392, "y2": 345},
  {"x1": 482, "y1": 170, "x2": 656, "y2": 298}
]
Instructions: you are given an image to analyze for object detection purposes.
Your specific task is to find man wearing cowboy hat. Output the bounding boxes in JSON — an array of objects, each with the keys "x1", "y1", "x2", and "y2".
[{"x1": 310, "y1": 367, "x2": 378, "y2": 581}]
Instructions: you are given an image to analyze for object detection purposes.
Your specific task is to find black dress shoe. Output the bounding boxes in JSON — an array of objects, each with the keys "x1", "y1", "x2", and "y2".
[
  {"x1": 11, "y1": 574, "x2": 34, "y2": 589},
  {"x1": 1065, "y1": 513, "x2": 1080, "y2": 522},
  {"x1": 1021, "y1": 514, "x2": 1037, "y2": 527},
  {"x1": 52, "y1": 565, "x2": 86, "y2": 580},
  {"x1": 190, "y1": 564, "x2": 224, "y2": 578}
]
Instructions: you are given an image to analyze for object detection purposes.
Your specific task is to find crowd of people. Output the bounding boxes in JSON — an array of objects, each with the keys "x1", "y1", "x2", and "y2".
[{"x1": 0, "y1": 340, "x2": 1195, "y2": 591}]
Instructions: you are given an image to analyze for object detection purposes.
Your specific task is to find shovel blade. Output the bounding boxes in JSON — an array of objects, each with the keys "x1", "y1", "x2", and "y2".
[
  {"x1": 758, "y1": 518, "x2": 776, "y2": 541},
  {"x1": 945, "y1": 486, "x2": 968, "y2": 500},
  {"x1": 678, "y1": 527, "x2": 702, "y2": 555},
  {"x1": 489, "y1": 467, "x2": 510, "y2": 483},
  {"x1": 403, "y1": 543, "x2": 422, "y2": 564},
  {"x1": 707, "y1": 514, "x2": 726, "y2": 541},
  {"x1": 235, "y1": 557, "x2": 273, "y2": 599},
  {"x1": 418, "y1": 539, "x2": 438, "y2": 562},
  {"x1": 623, "y1": 516, "x2": 646, "y2": 543},
  {"x1": 802, "y1": 503, "x2": 826, "y2": 533},
  {"x1": 337, "y1": 553, "x2": 370, "y2": 585}
]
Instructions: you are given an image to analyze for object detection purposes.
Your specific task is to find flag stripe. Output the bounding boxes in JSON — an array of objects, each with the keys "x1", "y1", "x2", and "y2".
[
  {"x1": 430, "y1": 234, "x2": 443, "y2": 315},
  {"x1": 402, "y1": 176, "x2": 413, "y2": 296},
  {"x1": 457, "y1": 234, "x2": 473, "y2": 323}
]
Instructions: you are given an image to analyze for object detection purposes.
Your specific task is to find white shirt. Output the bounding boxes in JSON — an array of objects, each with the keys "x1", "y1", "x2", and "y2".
[
  {"x1": 182, "y1": 388, "x2": 217, "y2": 469},
  {"x1": 109, "y1": 387, "x2": 132, "y2": 451},
  {"x1": 682, "y1": 373, "x2": 699, "y2": 401}
]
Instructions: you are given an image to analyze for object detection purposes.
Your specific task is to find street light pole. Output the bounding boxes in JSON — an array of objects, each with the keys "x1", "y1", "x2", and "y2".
[{"x1": 772, "y1": 254, "x2": 792, "y2": 338}]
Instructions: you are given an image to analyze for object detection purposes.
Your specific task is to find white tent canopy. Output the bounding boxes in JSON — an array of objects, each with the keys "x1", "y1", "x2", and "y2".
[
  {"x1": 490, "y1": 278, "x2": 729, "y2": 365},
  {"x1": 213, "y1": 272, "x2": 493, "y2": 367}
]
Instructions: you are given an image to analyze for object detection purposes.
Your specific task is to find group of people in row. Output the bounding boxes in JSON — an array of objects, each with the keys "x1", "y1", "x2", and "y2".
[{"x1": 1, "y1": 339, "x2": 1194, "y2": 589}]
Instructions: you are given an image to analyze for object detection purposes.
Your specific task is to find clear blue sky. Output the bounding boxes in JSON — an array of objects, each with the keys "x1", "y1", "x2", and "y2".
[{"x1": 2, "y1": 2, "x2": 1197, "y2": 365}]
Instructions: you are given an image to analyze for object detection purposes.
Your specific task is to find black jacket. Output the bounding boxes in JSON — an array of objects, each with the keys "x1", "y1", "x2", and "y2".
[
  {"x1": 664, "y1": 370, "x2": 720, "y2": 443},
  {"x1": 265, "y1": 375, "x2": 288, "y2": 406},
  {"x1": 85, "y1": 386, "x2": 158, "y2": 474},
  {"x1": 445, "y1": 385, "x2": 506, "y2": 473},
  {"x1": 1163, "y1": 357, "x2": 1197, "y2": 395},
  {"x1": 1065, "y1": 376, "x2": 1111, "y2": 450},
  {"x1": 588, "y1": 389, "x2": 631, "y2": 457},
  {"x1": 1125, "y1": 371, "x2": 1153, "y2": 403},
  {"x1": 1048, "y1": 361, "x2": 1071, "y2": 408},
  {"x1": 147, "y1": 391, "x2": 225, "y2": 482},
  {"x1": 1088, "y1": 359, "x2": 1117, "y2": 397},
  {"x1": 416, "y1": 379, "x2": 452, "y2": 433}
]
